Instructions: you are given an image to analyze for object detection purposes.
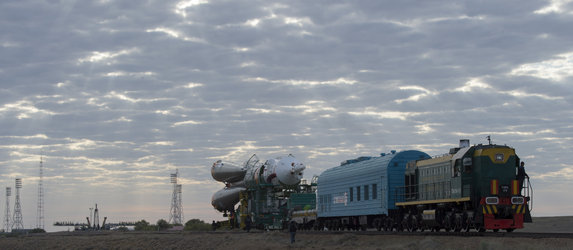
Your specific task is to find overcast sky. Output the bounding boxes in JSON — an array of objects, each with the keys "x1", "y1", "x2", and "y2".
[{"x1": 2, "y1": 0, "x2": 573, "y2": 231}]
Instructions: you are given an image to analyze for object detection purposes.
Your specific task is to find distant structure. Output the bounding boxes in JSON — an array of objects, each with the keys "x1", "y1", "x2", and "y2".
[
  {"x1": 93, "y1": 204, "x2": 100, "y2": 229},
  {"x1": 168, "y1": 169, "x2": 184, "y2": 225},
  {"x1": 4, "y1": 187, "x2": 11, "y2": 232},
  {"x1": 36, "y1": 155, "x2": 45, "y2": 229},
  {"x1": 12, "y1": 178, "x2": 23, "y2": 230}
]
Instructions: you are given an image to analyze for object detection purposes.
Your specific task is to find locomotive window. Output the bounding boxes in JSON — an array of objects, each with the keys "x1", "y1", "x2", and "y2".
[
  {"x1": 372, "y1": 184, "x2": 377, "y2": 199},
  {"x1": 349, "y1": 187, "x2": 353, "y2": 202},
  {"x1": 453, "y1": 159, "x2": 461, "y2": 177},
  {"x1": 364, "y1": 185, "x2": 369, "y2": 200},
  {"x1": 463, "y1": 157, "x2": 472, "y2": 173},
  {"x1": 357, "y1": 186, "x2": 361, "y2": 201}
]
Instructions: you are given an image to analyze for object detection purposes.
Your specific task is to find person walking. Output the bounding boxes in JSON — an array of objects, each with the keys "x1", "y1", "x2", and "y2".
[
  {"x1": 245, "y1": 215, "x2": 252, "y2": 233},
  {"x1": 517, "y1": 161, "x2": 529, "y2": 194},
  {"x1": 289, "y1": 220, "x2": 297, "y2": 244}
]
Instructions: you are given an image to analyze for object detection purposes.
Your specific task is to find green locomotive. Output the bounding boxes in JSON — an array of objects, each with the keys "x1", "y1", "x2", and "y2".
[{"x1": 395, "y1": 139, "x2": 532, "y2": 232}]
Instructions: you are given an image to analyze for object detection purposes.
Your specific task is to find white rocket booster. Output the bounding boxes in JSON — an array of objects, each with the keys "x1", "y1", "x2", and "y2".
[{"x1": 210, "y1": 154, "x2": 306, "y2": 212}]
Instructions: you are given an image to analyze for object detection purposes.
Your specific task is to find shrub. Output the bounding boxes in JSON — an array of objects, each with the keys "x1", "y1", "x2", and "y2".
[
  {"x1": 134, "y1": 220, "x2": 155, "y2": 231},
  {"x1": 157, "y1": 219, "x2": 170, "y2": 231},
  {"x1": 184, "y1": 219, "x2": 211, "y2": 231}
]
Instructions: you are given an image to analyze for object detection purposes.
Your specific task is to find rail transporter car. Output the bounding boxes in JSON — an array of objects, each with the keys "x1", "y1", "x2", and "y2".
[{"x1": 314, "y1": 139, "x2": 532, "y2": 232}]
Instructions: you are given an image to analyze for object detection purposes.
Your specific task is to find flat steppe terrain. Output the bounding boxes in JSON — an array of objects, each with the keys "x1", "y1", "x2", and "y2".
[{"x1": 1, "y1": 216, "x2": 572, "y2": 250}]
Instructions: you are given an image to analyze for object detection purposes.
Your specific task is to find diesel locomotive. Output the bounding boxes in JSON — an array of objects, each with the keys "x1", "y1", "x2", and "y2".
[{"x1": 313, "y1": 139, "x2": 532, "y2": 232}]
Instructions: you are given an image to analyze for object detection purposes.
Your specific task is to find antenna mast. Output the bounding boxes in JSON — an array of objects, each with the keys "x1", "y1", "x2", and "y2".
[{"x1": 4, "y1": 187, "x2": 11, "y2": 232}]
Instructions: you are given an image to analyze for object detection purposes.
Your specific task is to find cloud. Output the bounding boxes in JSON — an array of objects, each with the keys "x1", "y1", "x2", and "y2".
[
  {"x1": 534, "y1": 0, "x2": 573, "y2": 14},
  {"x1": 244, "y1": 77, "x2": 358, "y2": 86},
  {"x1": 2, "y1": 0, "x2": 573, "y2": 228},
  {"x1": 509, "y1": 52, "x2": 573, "y2": 81},
  {"x1": 77, "y1": 48, "x2": 139, "y2": 64}
]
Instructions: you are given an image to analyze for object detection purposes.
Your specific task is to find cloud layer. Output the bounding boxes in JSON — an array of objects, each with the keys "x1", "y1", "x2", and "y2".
[{"x1": 1, "y1": 0, "x2": 573, "y2": 229}]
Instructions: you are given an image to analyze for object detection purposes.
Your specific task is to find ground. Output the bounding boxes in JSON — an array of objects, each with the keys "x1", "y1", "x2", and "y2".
[{"x1": 1, "y1": 217, "x2": 572, "y2": 249}]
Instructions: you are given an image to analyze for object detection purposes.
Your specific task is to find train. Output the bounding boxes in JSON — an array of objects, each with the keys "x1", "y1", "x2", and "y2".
[{"x1": 310, "y1": 139, "x2": 533, "y2": 232}]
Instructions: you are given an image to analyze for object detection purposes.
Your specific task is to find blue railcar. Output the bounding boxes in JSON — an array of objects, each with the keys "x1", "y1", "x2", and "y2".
[{"x1": 316, "y1": 150, "x2": 430, "y2": 230}]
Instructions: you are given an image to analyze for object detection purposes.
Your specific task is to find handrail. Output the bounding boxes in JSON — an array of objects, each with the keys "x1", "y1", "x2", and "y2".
[{"x1": 526, "y1": 177, "x2": 533, "y2": 212}]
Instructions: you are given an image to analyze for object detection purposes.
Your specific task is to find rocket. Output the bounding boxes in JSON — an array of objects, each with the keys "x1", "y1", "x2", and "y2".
[{"x1": 211, "y1": 154, "x2": 306, "y2": 212}]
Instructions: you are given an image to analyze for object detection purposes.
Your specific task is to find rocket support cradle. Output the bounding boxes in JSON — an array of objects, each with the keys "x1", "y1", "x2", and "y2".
[{"x1": 211, "y1": 154, "x2": 306, "y2": 212}]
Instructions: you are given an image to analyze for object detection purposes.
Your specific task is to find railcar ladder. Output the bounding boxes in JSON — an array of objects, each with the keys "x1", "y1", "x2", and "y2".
[{"x1": 524, "y1": 177, "x2": 533, "y2": 223}]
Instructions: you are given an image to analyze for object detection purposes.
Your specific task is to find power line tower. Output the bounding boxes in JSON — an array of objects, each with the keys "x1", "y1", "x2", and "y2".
[
  {"x1": 36, "y1": 155, "x2": 45, "y2": 229},
  {"x1": 168, "y1": 169, "x2": 183, "y2": 225},
  {"x1": 12, "y1": 178, "x2": 23, "y2": 230},
  {"x1": 177, "y1": 184, "x2": 183, "y2": 223},
  {"x1": 4, "y1": 187, "x2": 11, "y2": 232}
]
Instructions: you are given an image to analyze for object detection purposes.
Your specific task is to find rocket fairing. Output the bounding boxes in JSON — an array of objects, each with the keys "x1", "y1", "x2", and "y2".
[
  {"x1": 211, "y1": 160, "x2": 245, "y2": 183},
  {"x1": 210, "y1": 154, "x2": 306, "y2": 212},
  {"x1": 211, "y1": 187, "x2": 246, "y2": 212}
]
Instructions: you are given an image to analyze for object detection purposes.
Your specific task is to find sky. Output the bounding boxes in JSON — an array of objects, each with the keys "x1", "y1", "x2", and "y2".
[{"x1": 1, "y1": 0, "x2": 573, "y2": 231}]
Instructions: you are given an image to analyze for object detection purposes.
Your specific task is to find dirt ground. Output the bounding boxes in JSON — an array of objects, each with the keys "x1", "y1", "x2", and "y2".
[{"x1": 1, "y1": 217, "x2": 572, "y2": 250}]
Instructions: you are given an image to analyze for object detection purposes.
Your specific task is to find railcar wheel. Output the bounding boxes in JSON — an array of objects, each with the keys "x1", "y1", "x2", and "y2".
[
  {"x1": 443, "y1": 215, "x2": 452, "y2": 232},
  {"x1": 400, "y1": 215, "x2": 408, "y2": 232},
  {"x1": 383, "y1": 218, "x2": 390, "y2": 232},
  {"x1": 404, "y1": 214, "x2": 414, "y2": 232},
  {"x1": 454, "y1": 215, "x2": 462, "y2": 232},
  {"x1": 506, "y1": 229, "x2": 514, "y2": 232},
  {"x1": 493, "y1": 229, "x2": 499, "y2": 232},
  {"x1": 463, "y1": 222, "x2": 471, "y2": 232},
  {"x1": 373, "y1": 218, "x2": 382, "y2": 231},
  {"x1": 462, "y1": 213, "x2": 471, "y2": 232}
]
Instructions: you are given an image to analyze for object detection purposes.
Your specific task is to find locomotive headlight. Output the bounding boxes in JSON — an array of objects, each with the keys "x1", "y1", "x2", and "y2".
[
  {"x1": 511, "y1": 196, "x2": 524, "y2": 205},
  {"x1": 485, "y1": 197, "x2": 499, "y2": 205}
]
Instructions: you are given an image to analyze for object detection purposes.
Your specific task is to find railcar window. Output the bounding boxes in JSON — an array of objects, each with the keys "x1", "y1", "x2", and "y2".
[
  {"x1": 349, "y1": 187, "x2": 353, "y2": 202},
  {"x1": 364, "y1": 185, "x2": 369, "y2": 200},
  {"x1": 328, "y1": 194, "x2": 332, "y2": 212},
  {"x1": 357, "y1": 186, "x2": 361, "y2": 201},
  {"x1": 372, "y1": 184, "x2": 377, "y2": 199}
]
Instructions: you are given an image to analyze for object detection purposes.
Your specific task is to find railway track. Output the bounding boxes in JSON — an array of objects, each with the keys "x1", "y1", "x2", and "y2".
[
  {"x1": 26, "y1": 229, "x2": 573, "y2": 239},
  {"x1": 295, "y1": 230, "x2": 573, "y2": 239}
]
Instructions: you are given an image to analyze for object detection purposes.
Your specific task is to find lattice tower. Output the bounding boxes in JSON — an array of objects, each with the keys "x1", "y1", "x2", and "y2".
[
  {"x1": 169, "y1": 169, "x2": 183, "y2": 224},
  {"x1": 36, "y1": 156, "x2": 45, "y2": 229},
  {"x1": 12, "y1": 178, "x2": 23, "y2": 230},
  {"x1": 177, "y1": 184, "x2": 184, "y2": 223},
  {"x1": 4, "y1": 187, "x2": 11, "y2": 232}
]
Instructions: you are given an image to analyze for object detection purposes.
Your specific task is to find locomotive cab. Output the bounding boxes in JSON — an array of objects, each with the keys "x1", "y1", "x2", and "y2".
[
  {"x1": 470, "y1": 144, "x2": 531, "y2": 231},
  {"x1": 395, "y1": 140, "x2": 531, "y2": 232}
]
